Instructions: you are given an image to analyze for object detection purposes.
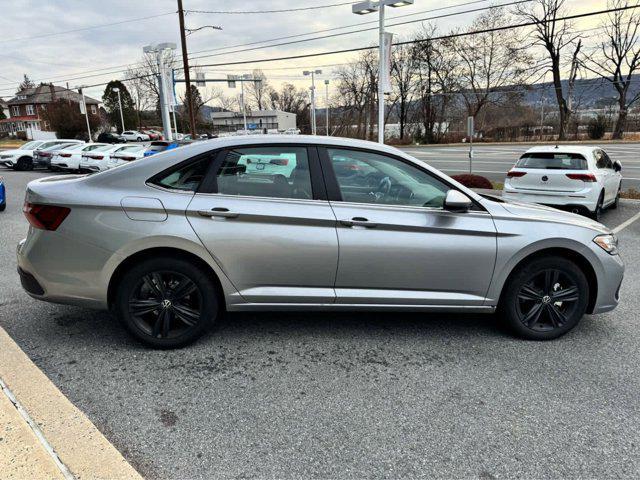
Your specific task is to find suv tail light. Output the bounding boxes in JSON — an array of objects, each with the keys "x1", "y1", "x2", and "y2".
[
  {"x1": 507, "y1": 170, "x2": 527, "y2": 178},
  {"x1": 117, "y1": 155, "x2": 136, "y2": 161},
  {"x1": 23, "y1": 202, "x2": 70, "y2": 231},
  {"x1": 566, "y1": 173, "x2": 596, "y2": 182}
]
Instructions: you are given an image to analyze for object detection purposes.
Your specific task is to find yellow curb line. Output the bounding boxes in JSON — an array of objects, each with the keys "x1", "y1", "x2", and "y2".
[{"x1": 0, "y1": 326, "x2": 143, "y2": 480}]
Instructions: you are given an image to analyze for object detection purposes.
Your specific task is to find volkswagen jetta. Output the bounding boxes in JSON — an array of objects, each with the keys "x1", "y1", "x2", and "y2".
[{"x1": 17, "y1": 136, "x2": 624, "y2": 348}]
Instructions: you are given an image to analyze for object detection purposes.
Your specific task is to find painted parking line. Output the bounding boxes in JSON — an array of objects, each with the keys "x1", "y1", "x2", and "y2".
[
  {"x1": 0, "y1": 327, "x2": 143, "y2": 480},
  {"x1": 613, "y1": 210, "x2": 640, "y2": 234}
]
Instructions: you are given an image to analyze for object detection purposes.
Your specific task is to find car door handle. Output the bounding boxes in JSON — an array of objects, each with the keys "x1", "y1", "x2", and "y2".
[
  {"x1": 198, "y1": 208, "x2": 239, "y2": 218},
  {"x1": 340, "y1": 217, "x2": 378, "y2": 228}
]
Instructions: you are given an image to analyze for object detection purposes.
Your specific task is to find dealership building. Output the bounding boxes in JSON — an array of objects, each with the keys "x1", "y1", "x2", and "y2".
[{"x1": 210, "y1": 109, "x2": 296, "y2": 134}]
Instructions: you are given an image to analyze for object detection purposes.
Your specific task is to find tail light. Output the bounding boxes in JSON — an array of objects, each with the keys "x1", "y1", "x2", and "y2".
[
  {"x1": 23, "y1": 202, "x2": 70, "y2": 231},
  {"x1": 566, "y1": 173, "x2": 596, "y2": 182},
  {"x1": 40, "y1": 152, "x2": 52, "y2": 158},
  {"x1": 60, "y1": 153, "x2": 72, "y2": 158},
  {"x1": 117, "y1": 156, "x2": 136, "y2": 161},
  {"x1": 270, "y1": 159, "x2": 289, "y2": 166},
  {"x1": 89, "y1": 155, "x2": 104, "y2": 160},
  {"x1": 507, "y1": 170, "x2": 527, "y2": 178}
]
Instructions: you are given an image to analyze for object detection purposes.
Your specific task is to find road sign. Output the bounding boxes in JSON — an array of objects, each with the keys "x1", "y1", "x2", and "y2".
[{"x1": 467, "y1": 116, "x2": 474, "y2": 138}]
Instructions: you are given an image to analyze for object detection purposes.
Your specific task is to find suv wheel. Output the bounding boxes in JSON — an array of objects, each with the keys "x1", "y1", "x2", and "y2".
[
  {"x1": 501, "y1": 256, "x2": 589, "y2": 340},
  {"x1": 611, "y1": 188, "x2": 621, "y2": 210},
  {"x1": 14, "y1": 156, "x2": 32, "y2": 171},
  {"x1": 115, "y1": 257, "x2": 219, "y2": 348}
]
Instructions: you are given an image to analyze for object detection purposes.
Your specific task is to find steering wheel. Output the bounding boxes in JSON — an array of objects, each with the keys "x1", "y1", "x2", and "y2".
[{"x1": 372, "y1": 176, "x2": 392, "y2": 202}]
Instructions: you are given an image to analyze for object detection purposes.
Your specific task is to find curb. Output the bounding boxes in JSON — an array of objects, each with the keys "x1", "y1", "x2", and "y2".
[{"x1": 0, "y1": 327, "x2": 143, "y2": 480}]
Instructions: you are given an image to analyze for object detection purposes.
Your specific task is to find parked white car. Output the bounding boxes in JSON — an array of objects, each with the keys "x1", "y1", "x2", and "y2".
[
  {"x1": 503, "y1": 146, "x2": 623, "y2": 220},
  {"x1": 80, "y1": 144, "x2": 145, "y2": 172},
  {"x1": 1, "y1": 140, "x2": 46, "y2": 169},
  {"x1": 51, "y1": 143, "x2": 108, "y2": 172},
  {"x1": 104, "y1": 144, "x2": 147, "y2": 169},
  {"x1": 120, "y1": 130, "x2": 150, "y2": 142}
]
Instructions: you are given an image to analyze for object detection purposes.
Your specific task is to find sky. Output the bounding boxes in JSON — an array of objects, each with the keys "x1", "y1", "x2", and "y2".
[{"x1": 0, "y1": 0, "x2": 606, "y2": 107}]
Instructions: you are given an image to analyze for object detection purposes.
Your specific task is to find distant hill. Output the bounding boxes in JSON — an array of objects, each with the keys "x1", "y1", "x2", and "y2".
[{"x1": 518, "y1": 75, "x2": 640, "y2": 108}]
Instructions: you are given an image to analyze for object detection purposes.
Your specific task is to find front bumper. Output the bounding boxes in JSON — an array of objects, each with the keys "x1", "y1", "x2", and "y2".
[{"x1": 591, "y1": 249, "x2": 625, "y2": 314}]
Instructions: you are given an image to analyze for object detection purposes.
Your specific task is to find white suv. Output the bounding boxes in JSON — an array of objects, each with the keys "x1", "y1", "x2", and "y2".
[
  {"x1": 1, "y1": 140, "x2": 45, "y2": 169},
  {"x1": 503, "y1": 146, "x2": 622, "y2": 220}
]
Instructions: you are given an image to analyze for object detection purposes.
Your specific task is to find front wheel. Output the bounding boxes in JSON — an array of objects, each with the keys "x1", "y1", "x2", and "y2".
[
  {"x1": 137, "y1": 137, "x2": 142, "y2": 142},
  {"x1": 500, "y1": 256, "x2": 589, "y2": 340},
  {"x1": 115, "y1": 257, "x2": 219, "y2": 348}
]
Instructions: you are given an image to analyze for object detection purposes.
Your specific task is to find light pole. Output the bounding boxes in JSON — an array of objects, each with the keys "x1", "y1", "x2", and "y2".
[
  {"x1": 303, "y1": 69, "x2": 322, "y2": 135},
  {"x1": 240, "y1": 73, "x2": 252, "y2": 134},
  {"x1": 324, "y1": 79, "x2": 330, "y2": 136},
  {"x1": 352, "y1": 0, "x2": 414, "y2": 144},
  {"x1": 143, "y1": 43, "x2": 176, "y2": 141},
  {"x1": 112, "y1": 87, "x2": 125, "y2": 133}
]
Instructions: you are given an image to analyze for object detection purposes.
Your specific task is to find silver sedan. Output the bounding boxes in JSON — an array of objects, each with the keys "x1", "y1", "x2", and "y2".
[{"x1": 17, "y1": 136, "x2": 624, "y2": 348}]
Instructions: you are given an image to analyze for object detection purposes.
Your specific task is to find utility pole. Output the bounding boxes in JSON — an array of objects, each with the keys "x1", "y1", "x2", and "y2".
[
  {"x1": 177, "y1": 0, "x2": 197, "y2": 138},
  {"x1": 324, "y1": 79, "x2": 330, "y2": 136},
  {"x1": 540, "y1": 97, "x2": 545, "y2": 141},
  {"x1": 113, "y1": 87, "x2": 125, "y2": 132}
]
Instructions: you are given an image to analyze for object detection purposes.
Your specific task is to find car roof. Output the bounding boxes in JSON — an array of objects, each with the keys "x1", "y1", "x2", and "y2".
[{"x1": 524, "y1": 145, "x2": 599, "y2": 156}]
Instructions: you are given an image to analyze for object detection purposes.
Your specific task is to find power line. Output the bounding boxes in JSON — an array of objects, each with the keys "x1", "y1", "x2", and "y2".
[
  {"x1": 185, "y1": 2, "x2": 356, "y2": 14},
  {"x1": 0, "y1": 11, "x2": 176, "y2": 45},
  {"x1": 194, "y1": 4, "x2": 640, "y2": 68},
  {"x1": 187, "y1": 0, "x2": 532, "y2": 63}
]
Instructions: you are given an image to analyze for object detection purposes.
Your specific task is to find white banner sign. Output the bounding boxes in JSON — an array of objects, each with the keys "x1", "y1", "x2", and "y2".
[
  {"x1": 381, "y1": 32, "x2": 394, "y2": 94},
  {"x1": 163, "y1": 68, "x2": 177, "y2": 107}
]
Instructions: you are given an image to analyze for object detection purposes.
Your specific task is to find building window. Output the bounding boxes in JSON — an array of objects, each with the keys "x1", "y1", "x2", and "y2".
[
  {"x1": 26, "y1": 104, "x2": 35, "y2": 115},
  {"x1": 40, "y1": 104, "x2": 46, "y2": 111},
  {"x1": 90, "y1": 104, "x2": 97, "y2": 114},
  {"x1": 43, "y1": 121, "x2": 50, "y2": 130},
  {"x1": 12, "y1": 106, "x2": 19, "y2": 116}
]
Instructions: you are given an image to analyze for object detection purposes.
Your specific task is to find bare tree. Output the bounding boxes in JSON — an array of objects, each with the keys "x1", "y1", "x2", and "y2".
[
  {"x1": 581, "y1": 0, "x2": 640, "y2": 139},
  {"x1": 516, "y1": 0, "x2": 582, "y2": 140},
  {"x1": 124, "y1": 67, "x2": 155, "y2": 128},
  {"x1": 126, "y1": 50, "x2": 177, "y2": 117},
  {"x1": 452, "y1": 7, "x2": 532, "y2": 127},
  {"x1": 390, "y1": 43, "x2": 417, "y2": 140},
  {"x1": 246, "y1": 69, "x2": 270, "y2": 110},
  {"x1": 267, "y1": 83, "x2": 310, "y2": 132}
]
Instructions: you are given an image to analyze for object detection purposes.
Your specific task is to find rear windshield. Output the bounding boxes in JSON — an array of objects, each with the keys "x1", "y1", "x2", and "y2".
[{"x1": 516, "y1": 152, "x2": 587, "y2": 170}]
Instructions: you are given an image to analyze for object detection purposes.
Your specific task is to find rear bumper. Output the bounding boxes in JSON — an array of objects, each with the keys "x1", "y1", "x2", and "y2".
[{"x1": 503, "y1": 189, "x2": 598, "y2": 212}]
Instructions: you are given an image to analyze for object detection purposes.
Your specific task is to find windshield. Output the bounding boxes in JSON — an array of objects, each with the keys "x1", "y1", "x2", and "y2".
[{"x1": 516, "y1": 152, "x2": 587, "y2": 170}]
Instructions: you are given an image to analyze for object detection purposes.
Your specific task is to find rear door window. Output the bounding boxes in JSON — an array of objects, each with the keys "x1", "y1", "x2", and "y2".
[
  {"x1": 215, "y1": 146, "x2": 313, "y2": 200},
  {"x1": 516, "y1": 152, "x2": 587, "y2": 170}
]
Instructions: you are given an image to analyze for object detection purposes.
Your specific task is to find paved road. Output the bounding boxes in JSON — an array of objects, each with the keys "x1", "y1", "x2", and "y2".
[
  {"x1": 400, "y1": 143, "x2": 640, "y2": 191},
  {"x1": 1, "y1": 170, "x2": 640, "y2": 479}
]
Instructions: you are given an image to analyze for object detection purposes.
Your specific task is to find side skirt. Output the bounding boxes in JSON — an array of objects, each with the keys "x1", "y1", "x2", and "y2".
[{"x1": 227, "y1": 303, "x2": 496, "y2": 313}]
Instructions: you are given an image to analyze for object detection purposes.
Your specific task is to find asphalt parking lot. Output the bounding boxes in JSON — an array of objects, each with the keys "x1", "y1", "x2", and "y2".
[
  {"x1": 1, "y1": 169, "x2": 640, "y2": 479},
  {"x1": 400, "y1": 143, "x2": 640, "y2": 191}
]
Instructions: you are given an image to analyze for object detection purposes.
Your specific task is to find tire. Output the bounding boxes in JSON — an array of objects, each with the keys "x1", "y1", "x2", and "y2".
[
  {"x1": 137, "y1": 137, "x2": 142, "y2": 142},
  {"x1": 500, "y1": 256, "x2": 589, "y2": 340},
  {"x1": 15, "y1": 156, "x2": 31, "y2": 171},
  {"x1": 590, "y1": 192, "x2": 604, "y2": 221},
  {"x1": 114, "y1": 257, "x2": 219, "y2": 348},
  {"x1": 611, "y1": 188, "x2": 621, "y2": 210},
  {"x1": 0, "y1": 203, "x2": 5, "y2": 212}
]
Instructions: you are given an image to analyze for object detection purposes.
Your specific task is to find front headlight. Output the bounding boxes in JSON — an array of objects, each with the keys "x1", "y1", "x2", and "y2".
[{"x1": 593, "y1": 234, "x2": 619, "y2": 255}]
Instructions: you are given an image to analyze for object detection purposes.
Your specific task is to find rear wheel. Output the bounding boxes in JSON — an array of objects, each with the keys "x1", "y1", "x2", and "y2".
[
  {"x1": 611, "y1": 187, "x2": 621, "y2": 210},
  {"x1": 115, "y1": 257, "x2": 219, "y2": 348},
  {"x1": 501, "y1": 256, "x2": 589, "y2": 340}
]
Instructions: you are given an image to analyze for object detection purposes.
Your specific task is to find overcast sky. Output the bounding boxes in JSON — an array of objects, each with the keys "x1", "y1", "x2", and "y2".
[{"x1": 0, "y1": 0, "x2": 604, "y2": 104}]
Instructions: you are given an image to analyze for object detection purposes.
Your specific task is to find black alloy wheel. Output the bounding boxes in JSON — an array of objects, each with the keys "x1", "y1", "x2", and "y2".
[
  {"x1": 502, "y1": 256, "x2": 589, "y2": 340},
  {"x1": 116, "y1": 257, "x2": 219, "y2": 348},
  {"x1": 516, "y1": 269, "x2": 580, "y2": 332}
]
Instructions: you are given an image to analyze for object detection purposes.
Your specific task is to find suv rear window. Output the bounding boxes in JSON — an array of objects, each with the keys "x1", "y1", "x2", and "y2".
[{"x1": 516, "y1": 152, "x2": 587, "y2": 170}]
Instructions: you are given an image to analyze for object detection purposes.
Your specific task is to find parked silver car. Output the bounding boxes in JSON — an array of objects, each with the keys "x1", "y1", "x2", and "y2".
[{"x1": 17, "y1": 136, "x2": 624, "y2": 348}]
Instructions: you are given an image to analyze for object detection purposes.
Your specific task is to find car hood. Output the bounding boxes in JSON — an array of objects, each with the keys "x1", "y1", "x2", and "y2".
[
  {"x1": 1, "y1": 148, "x2": 30, "y2": 156},
  {"x1": 486, "y1": 195, "x2": 610, "y2": 234}
]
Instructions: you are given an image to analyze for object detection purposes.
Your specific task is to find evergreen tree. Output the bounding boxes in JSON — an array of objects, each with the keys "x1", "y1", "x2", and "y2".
[{"x1": 102, "y1": 80, "x2": 136, "y2": 131}]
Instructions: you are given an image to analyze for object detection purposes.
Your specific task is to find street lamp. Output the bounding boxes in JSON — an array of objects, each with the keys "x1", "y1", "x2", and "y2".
[
  {"x1": 112, "y1": 87, "x2": 125, "y2": 133},
  {"x1": 143, "y1": 43, "x2": 177, "y2": 141},
  {"x1": 352, "y1": 0, "x2": 414, "y2": 144},
  {"x1": 303, "y1": 69, "x2": 322, "y2": 135},
  {"x1": 324, "y1": 79, "x2": 330, "y2": 136}
]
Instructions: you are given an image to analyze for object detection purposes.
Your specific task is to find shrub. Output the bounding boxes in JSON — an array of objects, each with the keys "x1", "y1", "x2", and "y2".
[
  {"x1": 588, "y1": 115, "x2": 607, "y2": 140},
  {"x1": 451, "y1": 174, "x2": 494, "y2": 190}
]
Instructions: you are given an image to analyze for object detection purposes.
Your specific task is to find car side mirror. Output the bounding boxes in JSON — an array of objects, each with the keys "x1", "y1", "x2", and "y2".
[
  {"x1": 444, "y1": 190, "x2": 473, "y2": 212},
  {"x1": 614, "y1": 160, "x2": 622, "y2": 172}
]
